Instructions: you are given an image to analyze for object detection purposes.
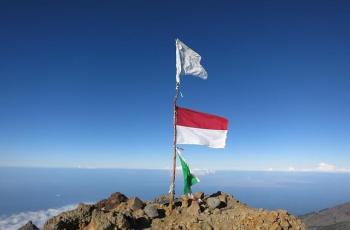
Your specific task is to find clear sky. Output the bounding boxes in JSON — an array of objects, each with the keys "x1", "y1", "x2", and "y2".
[{"x1": 1, "y1": 0, "x2": 349, "y2": 171}]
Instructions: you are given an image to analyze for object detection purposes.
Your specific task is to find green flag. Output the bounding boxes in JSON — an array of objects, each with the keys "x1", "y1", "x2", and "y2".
[{"x1": 177, "y1": 150, "x2": 200, "y2": 195}]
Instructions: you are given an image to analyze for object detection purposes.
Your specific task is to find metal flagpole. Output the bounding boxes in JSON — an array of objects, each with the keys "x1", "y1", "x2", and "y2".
[{"x1": 170, "y1": 82, "x2": 180, "y2": 210}]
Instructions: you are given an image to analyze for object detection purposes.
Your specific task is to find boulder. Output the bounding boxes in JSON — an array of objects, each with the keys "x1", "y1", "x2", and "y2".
[
  {"x1": 95, "y1": 192, "x2": 128, "y2": 211},
  {"x1": 206, "y1": 197, "x2": 221, "y2": 209},
  {"x1": 128, "y1": 197, "x2": 144, "y2": 211},
  {"x1": 209, "y1": 191, "x2": 222, "y2": 197},
  {"x1": 87, "y1": 209, "x2": 131, "y2": 230},
  {"x1": 144, "y1": 204, "x2": 159, "y2": 218},
  {"x1": 18, "y1": 221, "x2": 39, "y2": 230}
]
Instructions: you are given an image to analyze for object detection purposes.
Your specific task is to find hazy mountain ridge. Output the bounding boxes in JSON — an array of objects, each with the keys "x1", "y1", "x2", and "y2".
[{"x1": 301, "y1": 202, "x2": 350, "y2": 230}]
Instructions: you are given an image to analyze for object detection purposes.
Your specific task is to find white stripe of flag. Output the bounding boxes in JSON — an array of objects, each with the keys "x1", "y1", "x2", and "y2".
[{"x1": 176, "y1": 107, "x2": 229, "y2": 148}]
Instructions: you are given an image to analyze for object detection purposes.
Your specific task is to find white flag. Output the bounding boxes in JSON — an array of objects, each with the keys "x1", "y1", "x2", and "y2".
[{"x1": 176, "y1": 39, "x2": 208, "y2": 83}]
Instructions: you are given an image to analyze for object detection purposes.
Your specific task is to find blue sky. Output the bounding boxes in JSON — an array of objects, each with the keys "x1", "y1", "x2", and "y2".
[{"x1": 1, "y1": 0, "x2": 349, "y2": 171}]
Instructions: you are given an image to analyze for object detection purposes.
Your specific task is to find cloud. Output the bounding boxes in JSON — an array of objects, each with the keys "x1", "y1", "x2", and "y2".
[
  {"x1": 174, "y1": 166, "x2": 216, "y2": 176},
  {"x1": 287, "y1": 167, "x2": 296, "y2": 172},
  {"x1": 191, "y1": 168, "x2": 216, "y2": 176},
  {"x1": 269, "y1": 163, "x2": 350, "y2": 173},
  {"x1": 316, "y1": 162, "x2": 336, "y2": 171},
  {"x1": 0, "y1": 204, "x2": 77, "y2": 230},
  {"x1": 314, "y1": 162, "x2": 350, "y2": 173}
]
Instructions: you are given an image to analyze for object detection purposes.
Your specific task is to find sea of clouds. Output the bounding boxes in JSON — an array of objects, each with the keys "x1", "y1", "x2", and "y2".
[{"x1": 0, "y1": 204, "x2": 77, "y2": 230}]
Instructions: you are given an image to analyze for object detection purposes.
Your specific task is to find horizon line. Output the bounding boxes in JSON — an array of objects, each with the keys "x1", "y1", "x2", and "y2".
[{"x1": 1, "y1": 166, "x2": 350, "y2": 174}]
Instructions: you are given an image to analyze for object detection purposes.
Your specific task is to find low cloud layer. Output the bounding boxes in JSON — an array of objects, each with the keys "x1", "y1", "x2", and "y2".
[
  {"x1": 271, "y1": 162, "x2": 350, "y2": 173},
  {"x1": 174, "y1": 166, "x2": 216, "y2": 176},
  {"x1": 314, "y1": 162, "x2": 350, "y2": 172},
  {"x1": 0, "y1": 204, "x2": 77, "y2": 230}
]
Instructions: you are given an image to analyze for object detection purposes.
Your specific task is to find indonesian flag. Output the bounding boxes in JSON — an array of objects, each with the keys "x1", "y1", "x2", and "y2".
[{"x1": 176, "y1": 107, "x2": 229, "y2": 148}]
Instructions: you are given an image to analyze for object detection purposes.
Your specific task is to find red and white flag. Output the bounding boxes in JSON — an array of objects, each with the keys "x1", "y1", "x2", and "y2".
[{"x1": 176, "y1": 107, "x2": 229, "y2": 148}]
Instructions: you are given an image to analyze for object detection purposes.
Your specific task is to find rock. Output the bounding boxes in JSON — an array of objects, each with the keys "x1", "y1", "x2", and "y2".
[
  {"x1": 187, "y1": 201, "x2": 201, "y2": 216},
  {"x1": 134, "y1": 216, "x2": 151, "y2": 229},
  {"x1": 200, "y1": 222, "x2": 214, "y2": 230},
  {"x1": 43, "y1": 191, "x2": 305, "y2": 230},
  {"x1": 154, "y1": 195, "x2": 181, "y2": 207},
  {"x1": 226, "y1": 195, "x2": 239, "y2": 208},
  {"x1": 174, "y1": 197, "x2": 182, "y2": 207},
  {"x1": 88, "y1": 210, "x2": 115, "y2": 230},
  {"x1": 95, "y1": 192, "x2": 128, "y2": 211},
  {"x1": 133, "y1": 208, "x2": 145, "y2": 218},
  {"x1": 212, "y1": 208, "x2": 221, "y2": 214},
  {"x1": 112, "y1": 202, "x2": 137, "y2": 218},
  {"x1": 87, "y1": 209, "x2": 131, "y2": 230},
  {"x1": 144, "y1": 204, "x2": 159, "y2": 218},
  {"x1": 218, "y1": 194, "x2": 227, "y2": 204},
  {"x1": 115, "y1": 213, "x2": 132, "y2": 229},
  {"x1": 209, "y1": 191, "x2": 222, "y2": 197},
  {"x1": 181, "y1": 196, "x2": 191, "y2": 208},
  {"x1": 207, "y1": 197, "x2": 221, "y2": 209},
  {"x1": 18, "y1": 221, "x2": 39, "y2": 230},
  {"x1": 193, "y1": 192, "x2": 204, "y2": 200},
  {"x1": 128, "y1": 197, "x2": 144, "y2": 211},
  {"x1": 153, "y1": 194, "x2": 170, "y2": 205},
  {"x1": 43, "y1": 203, "x2": 94, "y2": 230}
]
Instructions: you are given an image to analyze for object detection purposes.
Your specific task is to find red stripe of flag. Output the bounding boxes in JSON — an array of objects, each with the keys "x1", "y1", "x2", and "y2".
[{"x1": 176, "y1": 106, "x2": 228, "y2": 130}]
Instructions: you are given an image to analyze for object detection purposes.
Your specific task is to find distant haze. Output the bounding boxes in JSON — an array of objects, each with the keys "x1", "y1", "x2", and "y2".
[{"x1": 1, "y1": 168, "x2": 350, "y2": 216}]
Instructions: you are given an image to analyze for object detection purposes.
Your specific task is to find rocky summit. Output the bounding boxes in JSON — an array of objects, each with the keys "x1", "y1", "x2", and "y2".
[{"x1": 40, "y1": 191, "x2": 305, "y2": 230}]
